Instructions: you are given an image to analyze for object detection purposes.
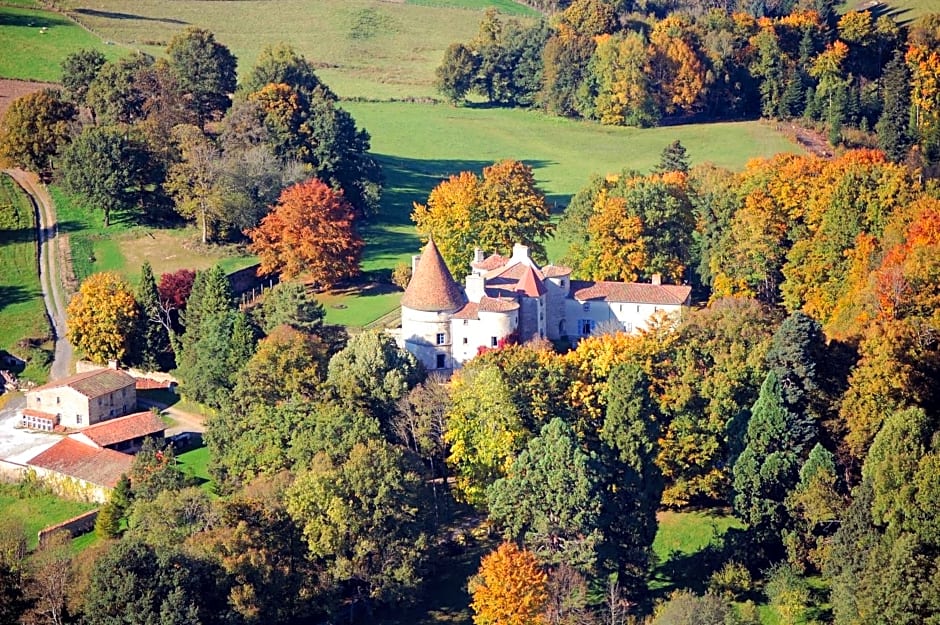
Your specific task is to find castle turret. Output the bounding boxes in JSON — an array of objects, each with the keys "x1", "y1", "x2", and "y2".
[{"x1": 400, "y1": 239, "x2": 466, "y2": 372}]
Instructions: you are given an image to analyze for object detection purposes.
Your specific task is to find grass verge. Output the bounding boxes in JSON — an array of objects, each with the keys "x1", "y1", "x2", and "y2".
[{"x1": 0, "y1": 173, "x2": 51, "y2": 382}]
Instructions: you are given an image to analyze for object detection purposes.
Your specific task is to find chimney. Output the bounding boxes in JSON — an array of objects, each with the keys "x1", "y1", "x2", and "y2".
[
  {"x1": 107, "y1": 359, "x2": 119, "y2": 370},
  {"x1": 511, "y1": 243, "x2": 531, "y2": 265},
  {"x1": 474, "y1": 247, "x2": 484, "y2": 263},
  {"x1": 651, "y1": 273, "x2": 662, "y2": 286},
  {"x1": 411, "y1": 254, "x2": 421, "y2": 274}
]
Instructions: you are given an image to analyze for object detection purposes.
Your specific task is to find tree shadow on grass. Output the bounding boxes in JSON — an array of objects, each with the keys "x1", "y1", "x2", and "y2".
[
  {"x1": 0, "y1": 225, "x2": 36, "y2": 244},
  {"x1": 0, "y1": 284, "x2": 37, "y2": 313},
  {"x1": 373, "y1": 154, "x2": 556, "y2": 228},
  {"x1": 650, "y1": 526, "x2": 753, "y2": 601},
  {"x1": 72, "y1": 8, "x2": 188, "y2": 24},
  {"x1": 0, "y1": 12, "x2": 72, "y2": 29}
]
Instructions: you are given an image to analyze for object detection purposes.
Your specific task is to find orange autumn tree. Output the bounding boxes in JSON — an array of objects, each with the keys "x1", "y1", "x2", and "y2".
[
  {"x1": 66, "y1": 271, "x2": 139, "y2": 364},
  {"x1": 470, "y1": 542, "x2": 548, "y2": 625},
  {"x1": 247, "y1": 178, "x2": 363, "y2": 287}
]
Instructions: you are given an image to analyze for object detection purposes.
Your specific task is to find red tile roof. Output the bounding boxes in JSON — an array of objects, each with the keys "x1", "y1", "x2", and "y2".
[
  {"x1": 22, "y1": 408, "x2": 58, "y2": 420},
  {"x1": 471, "y1": 253, "x2": 509, "y2": 271},
  {"x1": 570, "y1": 281, "x2": 692, "y2": 305},
  {"x1": 514, "y1": 264, "x2": 546, "y2": 297},
  {"x1": 134, "y1": 378, "x2": 172, "y2": 391},
  {"x1": 401, "y1": 239, "x2": 467, "y2": 313},
  {"x1": 542, "y1": 265, "x2": 572, "y2": 278},
  {"x1": 31, "y1": 369, "x2": 135, "y2": 399},
  {"x1": 451, "y1": 296, "x2": 519, "y2": 320},
  {"x1": 77, "y1": 411, "x2": 166, "y2": 448},
  {"x1": 28, "y1": 438, "x2": 133, "y2": 488}
]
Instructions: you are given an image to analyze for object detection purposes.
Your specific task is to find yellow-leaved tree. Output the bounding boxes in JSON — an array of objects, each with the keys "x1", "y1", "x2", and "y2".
[
  {"x1": 470, "y1": 541, "x2": 548, "y2": 625},
  {"x1": 67, "y1": 271, "x2": 139, "y2": 364}
]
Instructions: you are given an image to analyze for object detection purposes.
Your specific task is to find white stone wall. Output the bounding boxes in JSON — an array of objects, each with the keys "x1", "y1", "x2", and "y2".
[
  {"x1": 401, "y1": 306, "x2": 455, "y2": 372},
  {"x1": 27, "y1": 387, "x2": 89, "y2": 429},
  {"x1": 564, "y1": 299, "x2": 685, "y2": 339},
  {"x1": 451, "y1": 310, "x2": 517, "y2": 365}
]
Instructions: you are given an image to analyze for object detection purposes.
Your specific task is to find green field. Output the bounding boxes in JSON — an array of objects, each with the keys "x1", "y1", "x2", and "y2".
[
  {"x1": 49, "y1": 185, "x2": 255, "y2": 289},
  {"x1": 0, "y1": 483, "x2": 96, "y2": 549},
  {"x1": 51, "y1": 0, "x2": 520, "y2": 99},
  {"x1": 840, "y1": 0, "x2": 940, "y2": 20},
  {"x1": 0, "y1": 5, "x2": 128, "y2": 82},
  {"x1": 0, "y1": 173, "x2": 51, "y2": 381},
  {"x1": 652, "y1": 510, "x2": 746, "y2": 594}
]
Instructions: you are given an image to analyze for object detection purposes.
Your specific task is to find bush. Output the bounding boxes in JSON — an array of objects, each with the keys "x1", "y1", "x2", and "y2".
[
  {"x1": 391, "y1": 261, "x2": 412, "y2": 290},
  {"x1": 708, "y1": 561, "x2": 753, "y2": 600},
  {"x1": 764, "y1": 562, "x2": 811, "y2": 625}
]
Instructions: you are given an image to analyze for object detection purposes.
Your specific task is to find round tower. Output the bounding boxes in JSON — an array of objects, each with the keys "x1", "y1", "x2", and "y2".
[{"x1": 400, "y1": 239, "x2": 467, "y2": 372}]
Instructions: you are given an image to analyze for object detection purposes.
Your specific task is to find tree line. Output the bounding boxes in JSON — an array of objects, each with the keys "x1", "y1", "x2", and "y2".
[
  {"x1": 0, "y1": 28, "x2": 379, "y2": 275},
  {"x1": 437, "y1": 1, "x2": 940, "y2": 174}
]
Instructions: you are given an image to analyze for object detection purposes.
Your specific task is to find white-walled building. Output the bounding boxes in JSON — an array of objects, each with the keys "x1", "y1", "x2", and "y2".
[{"x1": 400, "y1": 240, "x2": 692, "y2": 373}]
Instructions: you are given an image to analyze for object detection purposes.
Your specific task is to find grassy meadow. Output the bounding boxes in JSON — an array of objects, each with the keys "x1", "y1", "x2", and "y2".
[
  {"x1": 0, "y1": 5, "x2": 127, "y2": 82},
  {"x1": 0, "y1": 483, "x2": 96, "y2": 549},
  {"x1": 840, "y1": 0, "x2": 940, "y2": 21},
  {"x1": 51, "y1": 0, "x2": 518, "y2": 99},
  {"x1": 0, "y1": 173, "x2": 51, "y2": 379}
]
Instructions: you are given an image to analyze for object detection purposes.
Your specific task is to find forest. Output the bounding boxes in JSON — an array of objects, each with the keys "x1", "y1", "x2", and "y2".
[
  {"x1": 0, "y1": 0, "x2": 938, "y2": 623},
  {"x1": 437, "y1": 0, "x2": 940, "y2": 175}
]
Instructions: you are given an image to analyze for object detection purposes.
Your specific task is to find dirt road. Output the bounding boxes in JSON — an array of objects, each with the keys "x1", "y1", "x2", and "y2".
[{"x1": 5, "y1": 168, "x2": 73, "y2": 381}]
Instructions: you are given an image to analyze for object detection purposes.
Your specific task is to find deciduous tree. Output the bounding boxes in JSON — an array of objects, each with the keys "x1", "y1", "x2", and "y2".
[
  {"x1": 469, "y1": 541, "x2": 548, "y2": 625},
  {"x1": 165, "y1": 27, "x2": 237, "y2": 126},
  {"x1": 66, "y1": 272, "x2": 139, "y2": 364},
  {"x1": 60, "y1": 49, "x2": 106, "y2": 104},
  {"x1": 248, "y1": 178, "x2": 363, "y2": 285},
  {"x1": 0, "y1": 89, "x2": 75, "y2": 176}
]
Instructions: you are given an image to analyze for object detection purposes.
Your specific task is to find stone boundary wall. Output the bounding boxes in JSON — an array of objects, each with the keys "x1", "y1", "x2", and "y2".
[{"x1": 38, "y1": 509, "x2": 98, "y2": 544}]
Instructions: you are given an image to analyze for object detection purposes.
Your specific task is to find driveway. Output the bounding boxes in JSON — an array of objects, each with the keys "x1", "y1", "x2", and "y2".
[{"x1": 0, "y1": 394, "x2": 60, "y2": 462}]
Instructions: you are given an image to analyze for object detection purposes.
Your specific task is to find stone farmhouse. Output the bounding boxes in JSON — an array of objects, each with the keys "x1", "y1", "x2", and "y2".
[
  {"x1": 22, "y1": 367, "x2": 137, "y2": 431},
  {"x1": 400, "y1": 240, "x2": 692, "y2": 373},
  {"x1": 25, "y1": 411, "x2": 166, "y2": 502}
]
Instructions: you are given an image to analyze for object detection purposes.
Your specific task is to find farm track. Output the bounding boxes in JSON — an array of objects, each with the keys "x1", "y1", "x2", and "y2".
[{"x1": 5, "y1": 168, "x2": 73, "y2": 381}]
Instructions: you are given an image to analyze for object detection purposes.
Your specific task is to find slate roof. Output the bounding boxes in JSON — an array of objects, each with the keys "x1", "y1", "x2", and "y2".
[
  {"x1": 78, "y1": 411, "x2": 166, "y2": 448},
  {"x1": 401, "y1": 239, "x2": 467, "y2": 313},
  {"x1": 28, "y1": 438, "x2": 133, "y2": 488},
  {"x1": 570, "y1": 280, "x2": 692, "y2": 305},
  {"x1": 31, "y1": 369, "x2": 135, "y2": 399}
]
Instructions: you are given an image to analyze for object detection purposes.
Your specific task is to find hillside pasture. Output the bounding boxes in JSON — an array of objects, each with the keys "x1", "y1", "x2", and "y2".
[
  {"x1": 53, "y1": 0, "x2": 523, "y2": 99},
  {"x1": 0, "y1": 482, "x2": 96, "y2": 550},
  {"x1": 0, "y1": 5, "x2": 127, "y2": 82},
  {"x1": 844, "y1": 0, "x2": 940, "y2": 21}
]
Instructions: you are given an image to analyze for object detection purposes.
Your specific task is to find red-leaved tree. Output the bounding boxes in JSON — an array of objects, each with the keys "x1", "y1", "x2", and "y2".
[{"x1": 247, "y1": 178, "x2": 363, "y2": 287}]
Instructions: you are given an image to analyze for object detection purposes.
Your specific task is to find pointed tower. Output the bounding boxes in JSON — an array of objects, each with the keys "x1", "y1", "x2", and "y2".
[{"x1": 400, "y1": 239, "x2": 467, "y2": 373}]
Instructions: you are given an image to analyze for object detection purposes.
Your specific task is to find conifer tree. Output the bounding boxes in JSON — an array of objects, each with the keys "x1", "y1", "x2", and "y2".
[
  {"x1": 133, "y1": 262, "x2": 170, "y2": 370},
  {"x1": 876, "y1": 49, "x2": 912, "y2": 162}
]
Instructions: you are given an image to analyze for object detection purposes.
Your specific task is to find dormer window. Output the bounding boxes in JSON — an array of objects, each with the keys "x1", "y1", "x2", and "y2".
[{"x1": 583, "y1": 302, "x2": 590, "y2": 312}]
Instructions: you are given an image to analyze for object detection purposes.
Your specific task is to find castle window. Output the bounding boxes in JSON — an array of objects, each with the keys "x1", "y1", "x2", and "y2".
[
  {"x1": 583, "y1": 302, "x2": 590, "y2": 311},
  {"x1": 436, "y1": 354, "x2": 446, "y2": 369},
  {"x1": 76, "y1": 414, "x2": 82, "y2": 425},
  {"x1": 436, "y1": 333, "x2": 445, "y2": 345},
  {"x1": 463, "y1": 337, "x2": 468, "y2": 344},
  {"x1": 491, "y1": 336, "x2": 498, "y2": 347},
  {"x1": 624, "y1": 322, "x2": 633, "y2": 332},
  {"x1": 56, "y1": 396, "x2": 60, "y2": 404},
  {"x1": 637, "y1": 305, "x2": 641, "y2": 312},
  {"x1": 580, "y1": 320, "x2": 594, "y2": 335},
  {"x1": 463, "y1": 320, "x2": 469, "y2": 325}
]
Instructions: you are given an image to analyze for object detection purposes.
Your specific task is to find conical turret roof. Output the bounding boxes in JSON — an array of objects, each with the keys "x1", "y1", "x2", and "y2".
[{"x1": 401, "y1": 239, "x2": 466, "y2": 313}]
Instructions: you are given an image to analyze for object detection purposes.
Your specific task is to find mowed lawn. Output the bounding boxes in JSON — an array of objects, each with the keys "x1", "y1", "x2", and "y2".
[
  {"x1": 52, "y1": 0, "x2": 520, "y2": 99},
  {"x1": 49, "y1": 185, "x2": 255, "y2": 289},
  {"x1": 0, "y1": 174, "x2": 49, "y2": 365},
  {"x1": 0, "y1": 5, "x2": 127, "y2": 82}
]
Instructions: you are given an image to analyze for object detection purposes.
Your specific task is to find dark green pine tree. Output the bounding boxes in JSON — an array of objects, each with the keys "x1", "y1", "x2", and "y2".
[
  {"x1": 876, "y1": 49, "x2": 912, "y2": 163},
  {"x1": 765, "y1": 311, "x2": 827, "y2": 421},
  {"x1": 133, "y1": 262, "x2": 171, "y2": 370},
  {"x1": 487, "y1": 417, "x2": 605, "y2": 572},
  {"x1": 732, "y1": 370, "x2": 814, "y2": 547},
  {"x1": 598, "y1": 363, "x2": 663, "y2": 600},
  {"x1": 654, "y1": 140, "x2": 691, "y2": 174}
]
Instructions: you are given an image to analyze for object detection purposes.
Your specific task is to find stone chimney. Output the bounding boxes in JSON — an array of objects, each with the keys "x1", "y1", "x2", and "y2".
[
  {"x1": 411, "y1": 254, "x2": 421, "y2": 274},
  {"x1": 651, "y1": 273, "x2": 662, "y2": 286},
  {"x1": 474, "y1": 247, "x2": 485, "y2": 263},
  {"x1": 107, "y1": 359, "x2": 119, "y2": 370},
  {"x1": 511, "y1": 243, "x2": 532, "y2": 266}
]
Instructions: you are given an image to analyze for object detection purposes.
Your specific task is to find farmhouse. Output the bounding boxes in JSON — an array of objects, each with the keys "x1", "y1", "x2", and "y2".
[
  {"x1": 24, "y1": 411, "x2": 167, "y2": 502},
  {"x1": 400, "y1": 240, "x2": 692, "y2": 372},
  {"x1": 22, "y1": 367, "x2": 137, "y2": 430}
]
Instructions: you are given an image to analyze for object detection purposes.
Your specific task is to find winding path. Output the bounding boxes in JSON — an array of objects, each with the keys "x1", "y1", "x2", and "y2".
[{"x1": 5, "y1": 168, "x2": 73, "y2": 381}]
